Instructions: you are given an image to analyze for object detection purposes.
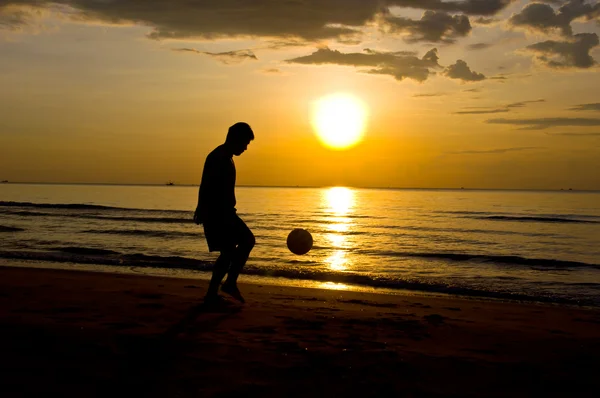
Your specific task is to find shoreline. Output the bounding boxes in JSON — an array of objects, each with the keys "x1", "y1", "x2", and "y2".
[
  {"x1": 2, "y1": 258, "x2": 595, "y2": 309},
  {"x1": 1, "y1": 265, "x2": 600, "y2": 396}
]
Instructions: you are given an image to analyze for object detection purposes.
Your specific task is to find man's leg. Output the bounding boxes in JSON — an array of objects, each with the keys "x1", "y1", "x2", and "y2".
[
  {"x1": 205, "y1": 250, "x2": 232, "y2": 299},
  {"x1": 222, "y1": 216, "x2": 255, "y2": 302}
]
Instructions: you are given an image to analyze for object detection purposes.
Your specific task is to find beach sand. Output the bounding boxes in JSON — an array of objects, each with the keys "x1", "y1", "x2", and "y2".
[{"x1": 1, "y1": 266, "x2": 599, "y2": 397}]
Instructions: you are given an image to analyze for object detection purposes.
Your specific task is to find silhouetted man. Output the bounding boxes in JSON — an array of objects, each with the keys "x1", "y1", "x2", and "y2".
[{"x1": 194, "y1": 122, "x2": 255, "y2": 304}]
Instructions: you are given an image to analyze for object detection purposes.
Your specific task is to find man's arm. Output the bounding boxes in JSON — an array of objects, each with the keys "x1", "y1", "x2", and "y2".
[
  {"x1": 194, "y1": 156, "x2": 212, "y2": 225},
  {"x1": 193, "y1": 195, "x2": 202, "y2": 225}
]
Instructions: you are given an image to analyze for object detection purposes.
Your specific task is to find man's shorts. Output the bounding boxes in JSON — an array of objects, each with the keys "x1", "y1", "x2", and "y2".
[{"x1": 202, "y1": 213, "x2": 252, "y2": 252}]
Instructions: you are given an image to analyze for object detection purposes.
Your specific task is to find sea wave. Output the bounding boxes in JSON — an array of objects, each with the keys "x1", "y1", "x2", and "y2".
[
  {"x1": 0, "y1": 225, "x2": 24, "y2": 232},
  {"x1": 0, "y1": 201, "x2": 129, "y2": 211},
  {"x1": 439, "y1": 210, "x2": 600, "y2": 218},
  {"x1": 0, "y1": 248, "x2": 594, "y2": 305},
  {"x1": 82, "y1": 229, "x2": 200, "y2": 238},
  {"x1": 475, "y1": 216, "x2": 598, "y2": 224},
  {"x1": 88, "y1": 215, "x2": 192, "y2": 224},
  {"x1": 51, "y1": 247, "x2": 121, "y2": 256},
  {"x1": 357, "y1": 250, "x2": 599, "y2": 269},
  {"x1": 0, "y1": 209, "x2": 194, "y2": 224},
  {"x1": 396, "y1": 225, "x2": 560, "y2": 237},
  {"x1": 437, "y1": 209, "x2": 600, "y2": 223},
  {"x1": 0, "y1": 201, "x2": 189, "y2": 214},
  {"x1": 3, "y1": 208, "x2": 567, "y2": 240}
]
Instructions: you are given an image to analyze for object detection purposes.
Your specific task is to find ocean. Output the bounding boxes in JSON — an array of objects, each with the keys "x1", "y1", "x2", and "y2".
[{"x1": 1, "y1": 183, "x2": 599, "y2": 306}]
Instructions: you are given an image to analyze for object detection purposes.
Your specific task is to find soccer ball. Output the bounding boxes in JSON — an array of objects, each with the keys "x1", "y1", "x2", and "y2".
[{"x1": 286, "y1": 228, "x2": 313, "y2": 255}]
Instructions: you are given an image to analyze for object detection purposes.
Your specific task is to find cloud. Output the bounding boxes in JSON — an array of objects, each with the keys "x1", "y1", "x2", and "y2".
[
  {"x1": 547, "y1": 132, "x2": 600, "y2": 136},
  {"x1": 412, "y1": 92, "x2": 446, "y2": 97},
  {"x1": 464, "y1": 88, "x2": 482, "y2": 92},
  {"x1": 443, "y1": 59, "x2": 485, "y2": 81},
  {"x1": 0, "y1": 7, "x2": 30, "y2": 30},
  {"x1": 390, "y1": 0, "x2": 516, "y2": 16},
  {"x1": 525, "y1": 33, "x2": 599, "y2": 68},
  {"x1": 455, "y1": 108, "x2": 510, "y2": 114},
  {"x1": 384, "y1": 10, "x2": 471, "y2": 43},
  {"x1": 285, "y1": 47, "x2": 441, "y2": 82},
  {"x1": 569, "y1": 102, "x2": 600, "y2": 111},
  {"x1": 447, "y1": 147, "x2": 540, "y2": 154},
  {"x1": 0, "y1": 0, "x2": 517, "y2": 42},
  {"x1": 486, "y1": 117, "x2": 600, "y2": 129},
  {"x1": 508, "y1": 1, "x2": 600, "y2": 37},
  {"x1": 0, "y1": 0, "x2": 378, "y2": 41},
  {"x1": 260, "y1": 68, "x2": 283, "y2": 75},
  {"x1": 263, "y1": 40, "x2": 309, "y2": 50},
  {"x1": 473, "y1": 17, "x2": 499, "y2": 25},
  {"x1": 0, "y1": 3, "x2": 48, "y2": 31},
  {"x1": 506, "y1": 99, "x2": 546, "y2": 108},
  {"x1": 454, "y1": 99, "x2": 545, "y2": 115},
  {"x1": 467, "y1": 42, "x2": 493, "y2": 50},
  {"x1": 172, "y1": 48, "x2": 257, "y2": 64}
]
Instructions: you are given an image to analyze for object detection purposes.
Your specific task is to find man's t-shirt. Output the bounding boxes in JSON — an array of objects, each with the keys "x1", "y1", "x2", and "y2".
[{"x1": 197, "y1": 145, "x2": 236, "y2": 223}]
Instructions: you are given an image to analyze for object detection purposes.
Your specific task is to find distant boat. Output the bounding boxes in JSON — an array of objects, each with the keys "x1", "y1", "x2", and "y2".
[
  {"x1": 1, "y1": 180, "x2": 8, "y2": 183},
  {"x1": 166, "y1": 181, "x2": 175, "y2": 186}
]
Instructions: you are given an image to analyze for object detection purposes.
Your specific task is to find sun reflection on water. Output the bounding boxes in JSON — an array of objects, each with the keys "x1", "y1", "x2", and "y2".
[
  {"x1": 322, "y1": 187, "x2": 356, "y2": 272},
  {"x1": 325, "y1": 187, "x2": 354, "y2": 215},
  {"x1": 326, "y1": 250, "x2": 348, "y2": 271},
  {"x1": 318, "y1": 281, "x2": 350, "y2": 291}
]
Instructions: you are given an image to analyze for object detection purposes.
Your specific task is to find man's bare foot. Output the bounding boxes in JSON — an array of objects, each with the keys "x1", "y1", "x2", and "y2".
[{"x1": 221, "y1": 283, "x2": 245, "y2": 303}]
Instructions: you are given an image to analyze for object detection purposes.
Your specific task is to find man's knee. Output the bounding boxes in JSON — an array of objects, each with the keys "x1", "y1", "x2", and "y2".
[
  {"x1": 242, "y1": 230, "x2": 255, "y2": 251},
  {"x1": 218, "y1": 250, "x2": 234, "y2": 263}
]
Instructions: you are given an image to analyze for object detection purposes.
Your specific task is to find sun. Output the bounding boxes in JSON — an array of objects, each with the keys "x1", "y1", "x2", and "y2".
[{"x1": 311, "y1": 93, "x2": 368, "y2": 150}]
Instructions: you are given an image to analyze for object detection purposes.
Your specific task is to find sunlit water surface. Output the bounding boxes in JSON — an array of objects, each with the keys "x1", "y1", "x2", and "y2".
[{"x1": 1, "y1": 184, "x2": 599, "y2": 305}]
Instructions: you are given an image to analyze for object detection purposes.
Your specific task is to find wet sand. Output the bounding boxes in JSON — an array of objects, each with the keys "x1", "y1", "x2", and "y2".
[{"x1": 1, "y1": 265, "x2": 599, "y2": 397}]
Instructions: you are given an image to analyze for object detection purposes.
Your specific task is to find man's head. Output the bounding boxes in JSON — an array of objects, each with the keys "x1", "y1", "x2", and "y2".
[{"x1": 225, "y1": 122, "x2": 254, "y2": 156}]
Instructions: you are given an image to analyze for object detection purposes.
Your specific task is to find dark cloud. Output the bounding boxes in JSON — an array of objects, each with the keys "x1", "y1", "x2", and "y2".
[
  {"x1": 286, "y1": 47, "x2": 440, "y2": 82},
  {"x1": 486, "y1": 117, "x2": 600, "y2": 129},
  {"x1": 0, "y1": 0, "x2": 379, "y2": 41},
  {"x1": 467, "y1": 42, "x2": 493, "y2": 50},
  {"x1": 473, "y1": 17, "x2": 499, "y2": 25},
  {"x1": 0, "y1": 0, "x2": 517, "y2": 42},
  {"x1": 569, "y1": 102, "x2": 600, "y2": 111},
  {"x1": 509, "y1": 1, "x2": 600, "y2": 37},
  {"x1": 526, "y1": 33, "x2": 599, "y2": 68},
  {"x1": 173, "y1": 48, "x2": 257, "y2": 64},
  {"x1": 385, "y1": 10, "x2": 471, "y2": 43},
  {"x1": 390, "y1": 0, "x2": 516, "y2": 16},
  {"x1": 443, "y1": 59, "x2": 485, "y2": 81},
  {"x1": 447, "y1": 147, "x2": 540, "y2": 154}
]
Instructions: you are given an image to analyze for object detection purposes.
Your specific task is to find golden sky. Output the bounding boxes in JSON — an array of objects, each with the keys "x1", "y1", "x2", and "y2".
[{"x1": 1, "y1": 0, "x2": 599, "y2": 189}]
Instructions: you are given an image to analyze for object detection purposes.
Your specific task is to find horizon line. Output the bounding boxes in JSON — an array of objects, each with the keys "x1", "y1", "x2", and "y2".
[{"x1": 1, "y1": 181, "x2": 598, "y2": 192}]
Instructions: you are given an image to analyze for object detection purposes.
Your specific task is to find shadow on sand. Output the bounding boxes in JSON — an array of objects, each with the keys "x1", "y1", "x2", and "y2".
[{"x1": 111, "y1": 300, "x2": 241, "y2": 396}]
